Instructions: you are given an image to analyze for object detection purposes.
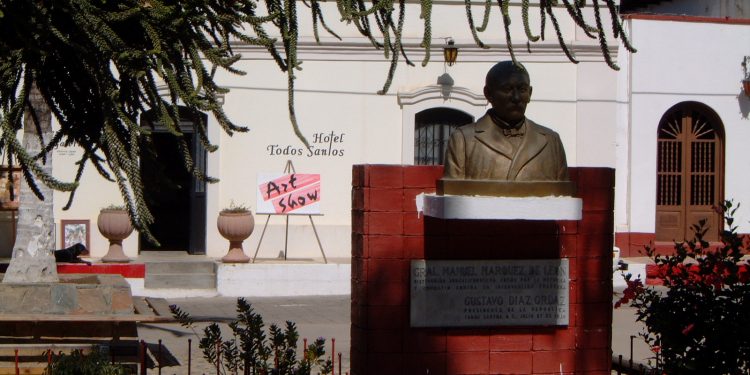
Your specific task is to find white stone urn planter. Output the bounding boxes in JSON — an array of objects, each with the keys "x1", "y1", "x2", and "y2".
[
  {"x1": 98, "y1": 208, "x2": 133, "y2": 263},
  {"x1": 217, "y1": 210, "x2": 254, "y2": 263}
]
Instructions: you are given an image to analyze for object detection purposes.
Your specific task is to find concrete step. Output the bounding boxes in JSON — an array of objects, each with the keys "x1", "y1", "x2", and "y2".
[
  {"x1": 145, "y1": 273, "x2": 216, "y2": 289},
  {"x1": 145, "y1": 261, "x2": 217, "y2": 289},
  {"x1": 145, "y1": 261, "x2": 216, "y2": 275}
]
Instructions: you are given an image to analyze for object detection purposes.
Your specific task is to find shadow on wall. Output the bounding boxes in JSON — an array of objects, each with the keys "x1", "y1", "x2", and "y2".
[{"x1": 739, "y1": 89, "x2": 750, "y2": 119}]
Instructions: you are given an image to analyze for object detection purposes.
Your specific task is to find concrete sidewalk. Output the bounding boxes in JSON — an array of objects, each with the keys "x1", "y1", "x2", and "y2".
[
  {"x1": 611, "y1": 287, "x2": 656, "y2": 372},
  {"x1": 137, "y1": 292, "x2": 653, "y2": 374}
]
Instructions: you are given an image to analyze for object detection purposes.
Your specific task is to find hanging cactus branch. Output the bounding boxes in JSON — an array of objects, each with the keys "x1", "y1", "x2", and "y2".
[
  {"x1": 592, "y1": 0, "x2": 620, "y2": 69},
  {"x1": 545, "y1": 0, "x2": 579, "y2": 64},
  {"x1": 498, "y1": 0, "x2": 517, "y2": 65},
  {"x1": 521, "y1": 0, "x2": 541, "y2": 42},
  {"x1": 419, "y1": 0, "x2": 433, "y2": 66},
  {"x1": 561, "y1": 0, "x2": 598, "y2": 38},
  {"x1": 464, "y1": 0, "x2": 490, "y2": 49},
  {"x1": 476, "y1": 0, "x2": 493, "y2": 33}
]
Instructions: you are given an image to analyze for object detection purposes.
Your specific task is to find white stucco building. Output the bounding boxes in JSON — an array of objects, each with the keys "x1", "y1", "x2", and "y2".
[
  {"x1": 614, "y1": 0, "x2": 750, "y2": 255},
  {"x1": 0, "y1": 0, "x2": 748, "y2": 261}
]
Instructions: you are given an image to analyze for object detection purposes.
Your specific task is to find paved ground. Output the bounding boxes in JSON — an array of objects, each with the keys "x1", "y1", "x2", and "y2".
[
  {"x1": 611, "y1": 287, "x2": 655, "y2": 372},
  {"x1": 136, "y1": 291, "x2": 653, "y2": 375}
]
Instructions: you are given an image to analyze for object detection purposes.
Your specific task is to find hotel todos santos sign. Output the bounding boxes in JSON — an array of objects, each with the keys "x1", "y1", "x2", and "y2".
[
  {"x1": 265, "y1": 131, "x2": 346, "y2": 157},
  {"x1": 257, "y1": 173, "x2": 321, "y2": 215},
  {"x1": 410, "y1": 259, "x2": 569, "y2": 327}
]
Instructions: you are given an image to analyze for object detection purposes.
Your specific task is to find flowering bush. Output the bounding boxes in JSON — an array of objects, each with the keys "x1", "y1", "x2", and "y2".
[{"x1": 617, "y1": 201, "x2": 750, "y2": 374}]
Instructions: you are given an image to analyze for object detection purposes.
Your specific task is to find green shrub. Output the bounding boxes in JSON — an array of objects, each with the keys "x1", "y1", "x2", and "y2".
[
  {"x1": 45, "y1": 348, "x2": 126, "y2": 375},
  {"x1": 172, "y1": 297, "x2": 333, "y2": 375},
  {"x1": 221, "y1": 200, "x2": 251, "y2": 213}
]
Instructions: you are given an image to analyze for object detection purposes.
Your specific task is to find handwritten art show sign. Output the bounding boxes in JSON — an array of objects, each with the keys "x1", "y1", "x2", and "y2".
[
  {"x1": 410, "y1": 259, "x2": 569, "y2": 327},
  {"x1": 257, "y1": 173, "x2": 321, "y2": 215}
]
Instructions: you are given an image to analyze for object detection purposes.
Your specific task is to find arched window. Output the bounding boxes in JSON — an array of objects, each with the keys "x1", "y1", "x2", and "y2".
[
  {"x1": 414, "y1": 108, "x2": 473, "y2": 165},
  {"x1": 656, "y1": 102, "x2": 724, "y2": 242}
]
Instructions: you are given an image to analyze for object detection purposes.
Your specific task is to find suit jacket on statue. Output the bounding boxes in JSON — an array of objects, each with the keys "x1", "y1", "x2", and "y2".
[{"x1": 443, "y1": 114, "x2": 568, "y2": 181}]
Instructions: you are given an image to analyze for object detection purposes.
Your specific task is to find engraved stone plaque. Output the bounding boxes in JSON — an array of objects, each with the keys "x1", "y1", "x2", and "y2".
[{"x1": 410, "y1": 259, "x2": 569, "y2": 327}]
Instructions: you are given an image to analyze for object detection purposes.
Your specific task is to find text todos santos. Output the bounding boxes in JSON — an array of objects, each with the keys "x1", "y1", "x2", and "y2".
[{"x1": 266, "y1": 131, "x2": 345, "y2": 157}]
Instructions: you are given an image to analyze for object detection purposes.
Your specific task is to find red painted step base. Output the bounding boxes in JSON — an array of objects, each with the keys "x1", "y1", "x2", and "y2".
[{"x1": 57, "y1": 263, "x2": 145, "y2": 278}]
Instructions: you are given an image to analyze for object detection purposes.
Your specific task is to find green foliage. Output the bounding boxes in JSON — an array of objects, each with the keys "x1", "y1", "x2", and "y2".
[
  {"x1": 617, "y1": 201, "x2": 750, "y2": 374},
  {"x1": 44, "y1": 348, "x2": 127, "y2": 375},
  {"x1": 169, "y1": 303, "x2": 194, "y2": 327},
  {"x1": 0, "y1": 0, "x2": 633, "y2": 242},
  {"x1": 172, "y1": 297, "x2": 333, "y2": 375},
  {"x1": 221, "y1": 200, "x2": 251, "y2": 213}
]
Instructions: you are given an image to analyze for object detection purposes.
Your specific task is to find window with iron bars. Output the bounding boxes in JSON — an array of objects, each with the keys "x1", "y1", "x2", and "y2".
[{"x1": 414, "y1": 108, "x2": 473, "y2": 165}]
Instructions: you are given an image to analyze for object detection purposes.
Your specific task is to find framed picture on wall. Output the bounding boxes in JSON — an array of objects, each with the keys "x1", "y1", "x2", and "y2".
[{"x1": 60, "y1": 220, "x2": 90, "y2": 250}]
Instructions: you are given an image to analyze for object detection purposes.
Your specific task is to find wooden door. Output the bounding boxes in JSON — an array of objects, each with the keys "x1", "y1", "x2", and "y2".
[
  {"x1": 656, "y1": 103, "x2": 723, "y2": 242},
  {"x1": 139, "y1": 111, "x2": 207, "y2": 254},
  {"x1": 188, "y1": 128, "x2": 207, "y2": 255}
]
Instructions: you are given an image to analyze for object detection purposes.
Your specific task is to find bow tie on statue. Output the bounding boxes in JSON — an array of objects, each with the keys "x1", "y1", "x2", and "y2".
[
  {"x1": 489, "y1": 112, "x2": 526, "y2": 138},
  {"x1": 502, "y1": 127, "x2": 525, "y2": 137}
]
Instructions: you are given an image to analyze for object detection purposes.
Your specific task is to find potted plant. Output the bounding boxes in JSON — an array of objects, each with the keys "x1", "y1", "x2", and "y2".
[
  {"x1": 98, "y1": 204, "x2": 133, "y2": 263},
  {"x1": 217, "y1": 201, "x2": 254, "y2": 263},
  {"x1": 743, "y1": 56, "x2": 750, "y2": 97}
]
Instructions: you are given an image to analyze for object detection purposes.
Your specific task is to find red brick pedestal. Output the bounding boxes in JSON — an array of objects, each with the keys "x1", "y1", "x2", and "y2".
[{"x1": 351, "y1": 165, "x2": 614, "y2": 375}]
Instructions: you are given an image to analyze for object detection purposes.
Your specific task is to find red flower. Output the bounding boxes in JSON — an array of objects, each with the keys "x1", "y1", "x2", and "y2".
[
  {"x1": 615, "y1": 277, "x2": 645, "y2": 309},
  {"x1": 739, "y1": 266, "x2": 750, "y2": 284},
  {"x1": 681, "y1": 323, "x2": 695, "y2": 335},
  {"x1": 651, "y1": 345, "x2": 661, "y2": 353},
  {"x1": 671, "y1": 264, "x2": 685, "y2": 277}
]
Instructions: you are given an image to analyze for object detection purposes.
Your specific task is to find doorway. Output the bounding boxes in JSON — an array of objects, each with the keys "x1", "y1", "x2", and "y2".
[
  {"x1": 139, "y1": 112, "x2": 207, "y2": 254},
  {"x1": 655, "y1": 102, "x2": 724, "y2": 242}
]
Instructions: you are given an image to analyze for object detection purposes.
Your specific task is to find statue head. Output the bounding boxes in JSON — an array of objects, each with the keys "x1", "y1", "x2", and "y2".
[{"x1": 484, "y1": 61, "x2": 532, "y2": 124}]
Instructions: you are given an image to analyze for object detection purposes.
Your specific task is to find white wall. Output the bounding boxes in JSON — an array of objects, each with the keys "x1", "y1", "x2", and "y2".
[
  {"x1": 614, "y1": 34, "x2": 633, "y2": 233},
  {"x1": 574, "y1": 61, "x2": 619, "y2": 168},
  {"x1": 51, "y1": 128, "x2": 139, "y2": 257},
  {"x1": 623, "y1": 18, "x2": 750, "y2": 234}
]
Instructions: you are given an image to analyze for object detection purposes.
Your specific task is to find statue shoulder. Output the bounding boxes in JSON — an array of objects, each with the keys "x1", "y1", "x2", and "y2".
[
  {"x1": 455, "y1": 114, "x2": 490, "y2": 135},
  {"x1": 526, "y1": 119, "x2": 562, "y2": 140},
  {"x1": 450, "y1": 122, "x2": 476, "y2": 140}
]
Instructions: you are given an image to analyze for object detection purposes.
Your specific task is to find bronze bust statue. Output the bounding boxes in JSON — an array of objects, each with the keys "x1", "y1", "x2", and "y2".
[{"x1": 443, "y1": 61, "x2": 568, "y2": 182}]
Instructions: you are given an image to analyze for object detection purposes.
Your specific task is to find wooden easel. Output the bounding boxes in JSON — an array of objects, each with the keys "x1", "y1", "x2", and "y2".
[{"x1": 252, "y1": 160, "x2": 328, "y2": 263}]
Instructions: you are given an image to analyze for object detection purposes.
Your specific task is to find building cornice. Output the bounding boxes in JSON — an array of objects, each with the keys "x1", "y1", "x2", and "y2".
[
  {"x1": 231, "y1": 38, "x2": 619, "y2": 63},
  {"x1": 155, "y1": 85, "x2": 225, "y2": 105},
  {"x1": 397, "y1": 85, "x2": 486, "y2": 107},
  {"x1": 623, "y1": 13, "x2": 750, "y2": 25}
]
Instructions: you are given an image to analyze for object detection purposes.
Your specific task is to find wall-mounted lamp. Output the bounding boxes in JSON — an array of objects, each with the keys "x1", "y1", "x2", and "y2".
[
  {"x1": 743, "y1": 56, "x2": 750, "y2": 97},
  {"x1": 443, "y1": 38, "x2": 458, "y2": 67}
]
